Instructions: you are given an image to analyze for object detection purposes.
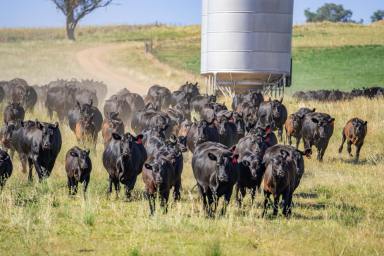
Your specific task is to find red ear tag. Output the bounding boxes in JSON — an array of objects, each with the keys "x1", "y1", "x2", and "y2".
[
  {"x1": 232, "y1": 156, "x2": 239, "y2": 165},
  {"x1": 137, "y1": 137, "x2": 142, "y2": 144},
  {"x1": 266, "y1": 127, "x2": 272, "y2": 134}
]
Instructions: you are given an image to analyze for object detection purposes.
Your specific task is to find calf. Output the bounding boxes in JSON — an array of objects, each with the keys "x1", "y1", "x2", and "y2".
[
  {"x1": 301, "y1": 112, "x2": 335, "y2": 161},
  {"x1": 338, "y1": 118, "x2": 367, "y2": 162},
  {"x1": 65, "y1": 147, "x2": 92, "y2": 196},
  {"x1": 262, "y1": 149, "x2": 302, "y2": 217},
  {"x1": 102, "y1": 112, "x2": 125, "y2": 146},
  {"x1": 0, "y1": 149, "x2": 12, "y2": 189},
  {"x1": 3, "y1": 102, "x2": 25, "y2": 124},
  {"x1": 285, "y1": 114, "x2": 303, "y2": 148},
  {"x1": 102, "y1": 133, "x2": 147, "y2": 199},
  {"x1": 236, "y1": 149, "x2": 265, "y2": 207},
  {"x1": 143, "y1": 155, "x2": 176, "y2": 215},
  {"x1": 192, "y1": 142, "x2": 239, "y2": 216}
]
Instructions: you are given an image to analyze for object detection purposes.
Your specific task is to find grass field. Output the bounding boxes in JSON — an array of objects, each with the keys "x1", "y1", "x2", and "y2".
[
  {"x1": 0, "y1": 22, "x2": 384, "y2": 255},
  {"x1": 0, "y1": 97, "x2": 383, "y2": 255}
]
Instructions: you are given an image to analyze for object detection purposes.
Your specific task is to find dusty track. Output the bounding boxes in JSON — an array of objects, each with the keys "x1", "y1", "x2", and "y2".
[{"x1": 76, "y1": 43, "x2": 147, "y2": 96}]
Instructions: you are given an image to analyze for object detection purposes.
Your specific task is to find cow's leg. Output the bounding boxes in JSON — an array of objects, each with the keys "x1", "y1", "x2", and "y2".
[
  {"x1": 27, "y1": 157, "x2": 34, "y2": 182},
  {"x1": 262, "y1": 191, "x2": 270, "y2": 217},
  {"x1": 107, "y1": 177, "x2": 113, "y2": 196},
  {"x1": 67, "y1": 177, "x2": 72, "y2": 195},
  {"x1": 296, "y1": 135, "x2": 301, "y2": 149},
  {"x1": 287, "y1": 134, "x2": 292, "y2": 146},
  {"x1": 20, "y1": 154, "x2": 28, "y2": 174},
  {"x1": 278, "y1": 126, "x2": 283, "y2": 141},
  {"x1": 161, "y1": 192, "x2": 169, "y2": 214},
  {"x1": 73, "y1": 179, "x2": 78, "y2": 195},
  {"x1": 338, "y1": 132, "x2": 346, "y2": 154},
  {"x1": 347, "y1": 141, "x2": 353, "y2": 157},
  {"x1": 355, "y1": 143, "x2": 363, "y2": 162},
  {"x1": 221, "y1": 191, "x2": 232, "y2": 216},
  {"x1": 273, "y1": 194, "x2": 280, "y2": 216},
  {"x1": 282, "y1": 191, "x2": 293, "y2": 217},
  {"x1": 198, "y1": 185, "x2": 209, "y2": 215},
  {"x1": 250, "y1": 187, "x2": 256, "y2": 207},
  {"x1": 206, "y1": 191, "x2": 215, "y2": 217},
  {"x1": 235, "y1": 184, "x2": 242, "y2": 208},
  {"x1": 147, "y1": 192, "x2": 155, "y2": 215},
  {"x1": 83, "y1": 177, "x2": 90, "y2": 199},
  {"x1": 114, "y1": 180, "x2": 120, "y2": 199},
  {"x1": 125, "y1": 176, "x2": 138, "y2": 200},
  {"x1": 173, "y1": 178, "x2": 181, "y2": 201}
]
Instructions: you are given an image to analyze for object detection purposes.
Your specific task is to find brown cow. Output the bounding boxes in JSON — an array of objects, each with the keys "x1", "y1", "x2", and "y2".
[
  {"x1": 338, "y1": 118, "x2": 367, "y2": 162},
  {"x1": 285, "y1": 114, "x2": 302, "y2": 148},
  {"x1": 101, "y1": 112, "x2": 124, "y2": 147},
  {"x1": 75, "y1": 113, "x2": 97, "y2": 148}
]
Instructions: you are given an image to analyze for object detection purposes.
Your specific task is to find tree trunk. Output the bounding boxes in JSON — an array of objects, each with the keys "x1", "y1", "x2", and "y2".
[{"x1": 66, "y1": 9, "x2": 76, "y2": 41}]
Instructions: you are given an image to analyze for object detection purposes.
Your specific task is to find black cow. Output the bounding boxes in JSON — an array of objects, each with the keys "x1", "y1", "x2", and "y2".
[
  {"x1": 65, "y1": 147, "x2": 92, "y2": 196},
  {"x1": 192, "y1": 142, "x2": 239, "y2": 216},
  {"x1": 10, "y1": 121, "x2": 61, "y2": 181},
  {"x1": 236, "y1": 126, "x2": 277, "y2": 159},
  {"x1": 257, "y1": 99, "x2": 287, "y2": 141},
  {"x1": 45, "y1": 84, "x2": 77, "y2": 121},
  {"x1": 186, "y1": 120, "x2": 220, "y2": 153},
  {"x1": 262, "y1": 147, "x2": 305, "y2": 217},
  {"x1": 68, "y1": 101, "x2": 103, "y2": 133},
  {"x1": 145, "y1": 85, "x2": 172, "y2": 110},
  {"x1": 3, "y1": 102, "x2": 25, "y2": 124},
  {"x1": 190, "y1": 94, "x2": 216, "y2": 113},
  {"x1": 0, "y1": 149, "x2": 12, "y2": 189},
  {"x1": 236, "y1": 149, "x2": 265, "y2": 207},
  {"x1": 217, "y1": 114, "x2": 237, "y2": 147},
  {"x1": 102, "y1": 133, "x2": 147, "y2": 199},
  {"x1": 301, "y1": 112, "x2": 335, "y2": 161},
  {"x1": 104, "y1": 95, "x2": 131, "y2": 125}
]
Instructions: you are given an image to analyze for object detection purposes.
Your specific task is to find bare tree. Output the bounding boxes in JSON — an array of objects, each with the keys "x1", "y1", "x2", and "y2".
[{"x1": 51, "y1": 0, "x2": 113, "y2": 40}]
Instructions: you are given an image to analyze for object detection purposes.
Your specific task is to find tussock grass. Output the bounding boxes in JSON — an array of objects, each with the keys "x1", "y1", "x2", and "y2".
[{"x1": 0, "y1": 97, "x2": 383, "y2": 255}]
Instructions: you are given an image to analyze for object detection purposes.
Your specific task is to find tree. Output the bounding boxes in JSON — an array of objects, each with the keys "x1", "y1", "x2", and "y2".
[
  {"x1": 371, "y1": 10, "x2": 384, "y2": 23},
  {"x1": 51, "y1": 0, "x2": 113, "y2": 41},
  {"x1": 304, "y1": 3, "x2": 353, "y2": 23}
]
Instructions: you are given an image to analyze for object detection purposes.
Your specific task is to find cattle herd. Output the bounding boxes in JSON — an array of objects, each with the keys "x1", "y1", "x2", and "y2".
[
  {"x1": 293, "y1": 86, "x2": 384, "y2": 102},
  {"x1": 0, "y1": 78, "x2": 370, "y2": 217}
]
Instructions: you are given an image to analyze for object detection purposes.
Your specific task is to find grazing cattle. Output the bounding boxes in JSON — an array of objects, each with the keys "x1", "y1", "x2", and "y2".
[
  {"x1": 338, "y1": 118, "x2": 367, "y2": 162},
  {"x1": 10, "y1": 121, "x2": 61, "y2": 181},
  {"x1": 301, "y1": 112, "x2": 335, "y2": 161},
  {"x1": 0, "y1": 149, "x2": 12, "y2": 190},
  {"x1": 186, "y1": 120, "x2": 220, "y2": 153},
  {"x1": 102, "y1": 112, "x2": 125, "y2": 146},
  {"x1": 104, "y1": 95, "x2": 131, "y2": 125},
  {"x1": 102, "y1": 133, "x2": 147, "y2": 199},
  {"x1": 145, "y1": 85, "x2": 172, "y2": 110},
  {"x1": 46, "y1": 84, "x2": 77, "y2": 121},
  {"x1": 65, "y1": 147, "x2": 92, "y2": 196},
  {"x1": 262, "y1": 148, "x2": 304, "y2": 217},
  {"x1": 257, "y1": 99, "x2": 288, "y2": 141},
  {"x1": 3, "y1": 102, "x2": 25, "y2": 124},
  {"x1": 192, "y1": 142, "x2": 239, "y2": 216},
  {"x1": 236, "y1": 149, "x2": 265, "y2": 207}
]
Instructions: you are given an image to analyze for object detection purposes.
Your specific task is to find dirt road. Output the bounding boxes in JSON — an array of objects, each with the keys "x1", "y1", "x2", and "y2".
[{"x1": 76, "y1": 43, "x2": 148, "y2": 96}]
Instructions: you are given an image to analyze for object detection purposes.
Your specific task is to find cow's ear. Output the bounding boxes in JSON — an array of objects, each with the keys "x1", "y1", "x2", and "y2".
[
  {"x1": 242, "y1": 160, "x2": 250, "y2": 167},
  {"x1": 112, "y1": 133, "x2": 122, "y2": 140},
  {"x1": 144, "y1": 163, "x2": 152, "y2": 170},
  {"x1": 193, "y1": 117, "x2": 198, "y2": 123},
  {"x1": 84, "y1": 149, "x2": 90, "y2": 156},
  {"x1": 76, "y1": 101, "x2": 81, "y2": 109},
  {"x1": 364, "y1": 121, "x2": 368, "y2": 125},
  {"x1": 208, "y1": 153, "x2": 218, "y2": 161},
  {"x1": 54, "y1": 122, "x2": 59, "y2": 128},
  {"x1": 70, "y1": 151, "x2": 79, "y2": 157},
  {"x1": 279, "y1": 97, "x2": 284, "y2": 103},
  {"x1": 312, "y1": 108, "x2": 316, "y2": 112},
  {"x1": 311, "y1": 118, "x2": 319, "y2": 124},
  {"x1": 329, "y1": 118, "x2": 335, "y2": 124},
  {"x1": 89, "y1": 99, "x2": 93, "y2": 107}
]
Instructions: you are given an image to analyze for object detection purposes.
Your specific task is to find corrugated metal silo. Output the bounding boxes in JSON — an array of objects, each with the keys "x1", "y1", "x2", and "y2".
[{"x1": 201, "y1": 0, "x2": 294, "y2": 95}]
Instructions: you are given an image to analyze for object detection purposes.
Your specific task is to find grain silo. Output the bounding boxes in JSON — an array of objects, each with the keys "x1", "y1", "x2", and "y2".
[{"x1": 201, "y1": 0, "x2": 294, "y2": 96}]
